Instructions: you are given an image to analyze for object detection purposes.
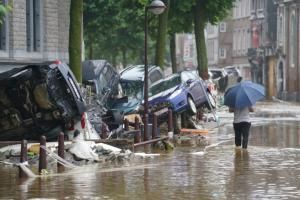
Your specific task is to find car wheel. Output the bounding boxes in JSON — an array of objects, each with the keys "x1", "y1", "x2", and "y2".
[
  {"x1": 206, "y1": 92, "x2": 216, "y2": 110},
  {"x1": 187, "y1": 96, "x2": 197, "y2": 115}
]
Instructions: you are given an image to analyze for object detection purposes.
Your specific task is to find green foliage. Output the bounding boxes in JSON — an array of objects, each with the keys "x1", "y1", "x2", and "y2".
[
  {"x1": 168, "y1": 0, "x2": 195, "y2": 34},
  {"x1": 83, "y1": 0, "x2": 235, "y2": 68},
  {"x1": 204, "y1": 0, "x2": 235, "y2": 25},
  {"x1": 0, "y1": 3, "x2": 12, "y2": 24},
  {"x1": 83, "y1": 1, "x2": 146, "y2": 65}
]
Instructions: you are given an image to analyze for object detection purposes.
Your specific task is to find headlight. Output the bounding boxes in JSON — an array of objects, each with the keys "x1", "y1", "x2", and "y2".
[{"x1": 169, "y1": 89, "x2": 182, "y2": 99}]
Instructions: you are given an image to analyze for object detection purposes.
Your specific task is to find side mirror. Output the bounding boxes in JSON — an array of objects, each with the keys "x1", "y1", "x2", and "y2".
[{"x1": 186, "y1": 79, "x2": 193, "y2": 85}]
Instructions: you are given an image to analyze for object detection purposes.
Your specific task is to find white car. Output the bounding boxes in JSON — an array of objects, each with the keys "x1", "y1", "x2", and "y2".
[{"x1": 65, "y1": 112, "x2": 101, "y2": 140}]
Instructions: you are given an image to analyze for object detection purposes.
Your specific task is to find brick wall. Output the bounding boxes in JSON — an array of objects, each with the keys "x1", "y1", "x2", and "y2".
[{"x1": 0, "y1": 0, "x2": 71, "y2": 66}]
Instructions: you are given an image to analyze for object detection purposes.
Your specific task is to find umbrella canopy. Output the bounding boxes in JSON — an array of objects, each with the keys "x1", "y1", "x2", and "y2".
[{"x1": 224, "y1": 81, "x2": 265, "y2": 108}]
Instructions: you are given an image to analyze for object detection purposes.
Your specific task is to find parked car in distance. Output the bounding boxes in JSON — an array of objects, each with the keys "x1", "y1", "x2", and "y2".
[
  {"x1": 0, "y1": 61, "x2": 99, "y2": 141},
  {"x1": 224, "y1": 66, "x2": 241, "y2": 78},
  {"x1": 224, "y1": 66, "x2": 243, "y2": 89},
  {"x1": 147, "y1": 69, "x2": 216, "y2": 115},
  {"x1": 111, "y1": 64, "x2": 164, "y2": 115},
  {"x1": 208, "y1": 67, "x2": 228, "y2": 93}
]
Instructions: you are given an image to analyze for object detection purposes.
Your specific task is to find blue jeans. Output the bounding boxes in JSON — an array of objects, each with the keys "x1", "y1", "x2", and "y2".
[{"x1": 233, "y1": 122, "x2": 251, "y2": 149}]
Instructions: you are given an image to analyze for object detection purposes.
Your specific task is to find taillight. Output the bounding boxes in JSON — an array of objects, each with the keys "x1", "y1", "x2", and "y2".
[
  {"x1": 81, "y1": 112, "x2": 86, "y2": 129},
  {"x1": 54, "y1": 60, "x2": 62, "y2": 64}
]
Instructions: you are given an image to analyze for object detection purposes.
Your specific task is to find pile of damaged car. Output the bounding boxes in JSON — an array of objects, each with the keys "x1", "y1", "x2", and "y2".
[{"x1": 0, "y1": 61, "x2": 217, "y2": 175}]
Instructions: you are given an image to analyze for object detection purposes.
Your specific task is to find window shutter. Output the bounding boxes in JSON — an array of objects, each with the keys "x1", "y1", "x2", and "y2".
[
  {"x1": 26, "y1": 0, "x2": 32, "y2": 51},
  {"x1": 34, "y1": 0, "x2": 41, "y2": 51}
]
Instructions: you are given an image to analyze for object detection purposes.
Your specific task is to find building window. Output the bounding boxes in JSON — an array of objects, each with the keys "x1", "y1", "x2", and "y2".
[
  {"x1": 0, "y1": 0, "x2": 8, "y2": 51},
  {"x1": 26, "y1": 0, "x2": 41, "y2": 52},
  {"x1": 219, "y1": 22, "x2": 226, "y2": 32},
  {"x1": 238, "y1": 30, "x2": 242, "y2": 53},
  {"x1": 278, "y1": 16, "x2": 283, "y2": 46},
  {"x1": 233, "y1": 30, "x2": 237, "y2": 51},
  {"x1": 251, "y1": 0, "x2": 255, "y2": 11},
  {"x1": 207, "y1": 40, "x2": 214, "y2": 61},
  {"x1": 290, "y1": 12, "x2": 296, "y2": 68},
  {"x1": 219, "y1": 48, "x2": 226, "y2": 59}
]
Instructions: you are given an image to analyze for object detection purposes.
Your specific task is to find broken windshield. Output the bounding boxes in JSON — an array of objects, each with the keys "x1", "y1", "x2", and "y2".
[{"x1": 120, "y1": 80, "x2": 143, "y2": 100}]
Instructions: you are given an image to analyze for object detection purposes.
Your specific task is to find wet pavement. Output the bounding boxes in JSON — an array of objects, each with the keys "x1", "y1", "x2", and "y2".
[{"x1": 0, "y1": 101, "x2": 300, "y2": 200}]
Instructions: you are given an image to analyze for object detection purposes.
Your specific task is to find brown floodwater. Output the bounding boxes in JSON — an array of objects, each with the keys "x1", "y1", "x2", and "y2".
[{"x1": 0, "y1": 120, "x2": 300, "y2": 200}]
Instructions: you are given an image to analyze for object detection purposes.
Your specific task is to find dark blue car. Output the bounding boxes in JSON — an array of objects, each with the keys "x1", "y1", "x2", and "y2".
[{"x1": 147, "y1": 70, "x2": 216, "y2": 114}]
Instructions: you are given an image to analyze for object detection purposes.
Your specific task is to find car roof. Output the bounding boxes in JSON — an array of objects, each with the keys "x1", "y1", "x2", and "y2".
[
  {"x1": 120, "y1": 64, "x2": 160, "y2": 81},
  {"x1": 82, "y1": 60, "x2": 114, "y2": 81},
  {"x1": 150, "y1": 73, "x2": 180, "y2": 87},
  {"x1": 209, "y1": 67, "x2": 225, "y2": 71}
]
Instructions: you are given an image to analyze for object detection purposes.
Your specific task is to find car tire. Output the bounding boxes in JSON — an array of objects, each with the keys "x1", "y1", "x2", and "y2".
[
  {"x1": 187, "y1": 96, "x2": 197, "y2": 115},
  {"x1": 206, "y1": 92, "x2": 216, "y2": 110}
]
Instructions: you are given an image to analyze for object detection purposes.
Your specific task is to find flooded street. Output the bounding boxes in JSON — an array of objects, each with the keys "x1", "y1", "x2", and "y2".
[{"x1": 1, "y1": 102, "x2": 300, "y2": 200}]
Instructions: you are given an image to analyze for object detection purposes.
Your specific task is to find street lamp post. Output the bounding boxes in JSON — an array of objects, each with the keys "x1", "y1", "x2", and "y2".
[{"x1": 144, "y1": 0, "x2": 166, "y2": 141}]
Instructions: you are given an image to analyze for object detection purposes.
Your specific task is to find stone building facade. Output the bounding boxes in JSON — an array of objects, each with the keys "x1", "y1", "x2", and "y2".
[
  {"x1": 206, "y1": 17, "x2": 233, "y2": 68},
  {"x1": 274, "y1": 0, "x2": 300, "y2": 101},
  {"x1": 232, "y1": 0, "x2": 252, "y2": 80},
  {"x1": 0, "y1": 0, "x2": 70, "y2": 72},
  {"x1": 206, "y1": 0, "x2": 252, "y2": 80}
]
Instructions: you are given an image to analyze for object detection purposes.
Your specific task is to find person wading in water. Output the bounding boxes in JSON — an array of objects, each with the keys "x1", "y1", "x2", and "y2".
[{"x1": 229, "y1": 106, "x2": 254, "y2": 150}]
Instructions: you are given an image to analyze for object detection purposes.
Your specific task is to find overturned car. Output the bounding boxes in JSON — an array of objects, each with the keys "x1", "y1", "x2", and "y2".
[{"x1": 0, "y1": 62, "x2": 86, "y2": 141}]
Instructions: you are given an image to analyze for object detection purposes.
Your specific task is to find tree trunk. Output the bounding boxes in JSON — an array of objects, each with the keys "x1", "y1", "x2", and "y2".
[
  {"x1": 155, "y1": 0, "x2": 169, "y2": 69},
  {"x1": 112, "y1": 54, "x2": 117, "y2": 67},
  {"x1": 194, "y1": 1, "x2": 209, "y2": 80},
  {"x1": 170, "y1": 33, "x2": 177, "y2": 73},
  {"x1": 122, "y1": 48, "x2": 127, "y2": 67},
  {"x1": 89, "y1": 40, "x2": 94, "y2": 60},
  {"x1": 69, "y1": 0, "x2": 83, "y2": 83}
]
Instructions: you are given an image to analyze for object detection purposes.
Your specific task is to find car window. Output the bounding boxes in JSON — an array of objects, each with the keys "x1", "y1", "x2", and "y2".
[
  {"x1": 210, "y1": 70, "x2": 223, "y2": 79},
  {"x1": 98, "y1": 66, "x2": 115, "y2": 91},
  {"x1": 149, "y1": 75, "x2": 180, "y2": 97},
  {"x1": 181, "y1": 71, "x2": 198, "y2": 82},
  {"x1": 149, "y1": 69, "x2": 163, "y2": 84},
  {"x1": 120, "y1": 80, "x2": 143, "y2": 100},
  {"x1": 226, "y1": 68, "x2": 239, "y2": 76},
  {"x1": 99, "y1": 73, "x2": 108, "y2": 92}
]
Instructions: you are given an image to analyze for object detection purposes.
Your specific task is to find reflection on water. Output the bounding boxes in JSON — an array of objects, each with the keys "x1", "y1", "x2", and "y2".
[{"x1": 0, "y1": 121, "x2": 300, "y2": 199}]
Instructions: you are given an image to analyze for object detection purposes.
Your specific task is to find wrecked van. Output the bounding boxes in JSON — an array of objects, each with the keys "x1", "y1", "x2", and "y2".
[
  {"x1": 112, "y1": 64, "x2": 164, "y2": 115},
  {"x1": 82, "y1": 60, "x2": 126, "y2": 131},
  {"x1": 0, "y1": 62, "x2": 86, "y2": 141}
]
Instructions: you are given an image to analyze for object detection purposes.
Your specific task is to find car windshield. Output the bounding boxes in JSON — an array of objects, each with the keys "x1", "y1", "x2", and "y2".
[
  {"x1": 149, "y1": 75, "x2": 181, "y2": 97},
  {"x1": 225, "y1": 68, "x2": 240, "y2": 76},
  {"x1": 210, "y1": 70, "x2": 223, "y2": 79},
  {"x1": 120, "y1": 80, "x2": 143, "y2": 100},
  {"x1": 181, "y1": 71, "x2": 198, "y2": 82}
]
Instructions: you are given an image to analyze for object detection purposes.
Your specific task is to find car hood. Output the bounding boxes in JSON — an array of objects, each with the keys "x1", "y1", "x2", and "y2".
[{"x1": 111, "y1": 97, "x2": 141, "y2": 115}]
